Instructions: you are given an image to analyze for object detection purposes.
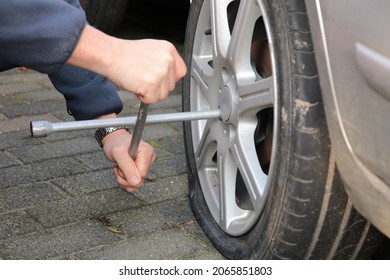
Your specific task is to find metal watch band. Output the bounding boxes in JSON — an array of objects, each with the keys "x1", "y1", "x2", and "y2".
[{"x1": 95, "y1": 126, "x2": 128, "y2": 148}]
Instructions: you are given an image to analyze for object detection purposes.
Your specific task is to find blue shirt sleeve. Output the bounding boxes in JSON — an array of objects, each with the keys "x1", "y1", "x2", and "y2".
[
  {"x1": 0, "y1": 0, "x2": 86, "y2": 73},
  {"x1": 48, "y1": 65, "x2": 123, "y2": 121},
  {"x1": 0, "y1": 0, "x2": 123, "y2": 120}
]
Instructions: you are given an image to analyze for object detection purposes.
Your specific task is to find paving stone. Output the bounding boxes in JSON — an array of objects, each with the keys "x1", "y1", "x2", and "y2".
[
  {"x1": 0, "y1": 211, "x2": 40, "y2": 240},
  {"x1": 104, "y1": 205, "x2": 167, "y2": 238},
  {"x1": 0, "y1": 82, "x2": 44, "y2": 95},
  {"x1": 76, "y1": 152, "x2": 115, "y2": 170},
  {"x1": 154, "y1": 198, "x2": 195, "y2": 225},
  {"x1": 134, "y1": 174, "x2": 189, "y2": 204},
  {"x1": 26, "y1": 188, "x2": 142, "y2": 229},
  {"x1": 0, "y1": 151, "x2": 20, "y2": 168},
  {"x1": 19, "y1": 89, "x2": 65, "y2": 102},
  {"x1": 0, "y1": 182, "x2": 65, "y2": 210},
  {"x1": 150, "y1": 154, "x2": 187, "y2": 178},
  {"x1": 52, "y1": 169, "x2": 117, "y2": 196},
  {"x1": 0, "y1": 220, "x2": 123, "y2": 259},
  {"x1": 158, "y1": 134, "x2": 186, "y2": 155},
  {"x1": 0, "y1": 130, "x2": 44, "y2": 150},
  {"x1": 0, "y1": 71, "x2": 49, "y2": 86},
  {"x1": 0, "y1": 93, "x2": 28, "y2": 107},
  {"x1": 142, "y1": 123, "x2": 181, "y2": 141},
  {"x1": 9, "y1": 137, "x2": 99, "y2": 164},
  {"x1": 74, "y1": 229, "x2": 208, "y2": 260},
  {"x1": 0, "y1": 99, "x2": 66, "y2": 118},
  {"x1": 0, "y1": 113, "x2": 61, "y2": 134},
  {"x1": 0, "y1": 158, "x2": 89, "y2": 189}
]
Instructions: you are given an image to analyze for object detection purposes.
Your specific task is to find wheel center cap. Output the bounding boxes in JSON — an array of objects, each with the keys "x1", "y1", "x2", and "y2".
[{"x1": 220, "y1": 86, "x2": 233, "y2": 122}]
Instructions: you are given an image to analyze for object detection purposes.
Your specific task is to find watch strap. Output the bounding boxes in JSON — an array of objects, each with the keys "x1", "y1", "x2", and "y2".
[{"x1": 95, "y1": 126, "x2": 128, "y2": 148}]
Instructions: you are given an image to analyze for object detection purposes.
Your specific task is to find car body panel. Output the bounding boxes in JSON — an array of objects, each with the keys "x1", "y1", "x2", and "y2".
[{"x1": 305, "y1": 0, "x2": 390, "y2": 237}]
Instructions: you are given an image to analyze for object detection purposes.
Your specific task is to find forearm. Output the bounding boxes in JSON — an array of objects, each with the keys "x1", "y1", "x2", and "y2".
[{"x1": 66, "y1": 25, "x2": 118, "y2": 82}]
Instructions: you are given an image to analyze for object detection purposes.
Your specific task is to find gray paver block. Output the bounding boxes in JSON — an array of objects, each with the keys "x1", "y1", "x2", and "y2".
[
  {"x1": 9, "y1": 137, "x2": 99, "y2": 164},
  {"x1": 142, "y1": 123, "x2": 181, "y2": 141},
  {"x1": 0, "y1": 182, "x2": 65, "y2": 210},
  {"x1": 0, "y1": 71, "x2": 49, "y2": 86},
  {"x1": 52, "y1": 169, "x2": 117, "y2": 196},
  {"x1": 154, "y1": 198, "x2": 195, "y2": 225},
  {"x1": 0, "y1": 100, "x2": 66, "y2": 118},
  {"x1": 76, "y1": 152, "x2": 115, "y2": 170},
  {"x1": 0, "y1": 151, "x2": 20, "y2": 168},
  {"x1": 150, "y1": 154, "x2": 187, "y2": 178},
  {"x1": 0, "y1": 82, "x2": 45, "y2": 95},
  {"x1": 74, "y1": 229, "x2": 208, "y2": 260},
  {"x1": 0, "y1": 130, "x2": 44, "y2": 150},
  {"x1": 0, "y1": 158, "x2": 89, "y2": 188},
  {"x1": 26, "y1": 188, "x2": 142, "y2": 229},
  {"x1": 0, "y1": 113, "x2": 61, "y2": 134},
  {"x1": 105, "y1": 205, "x2": 167, "y2": 238},
  {"x1": 134, "y1": 174, "x2": 189, "y2": 204},
  {"x1": 19, "y1": 89, "x2": 64, "y2": 102},
  {"x1": 0, "y1": 211, "x2": 40, "y2": 240},
  {"x1": 158, "y1": 134, "x2": 185, "y2": 155},
  {"x1": 0, "y1": 220, "x2": 123, "y2": 259}
]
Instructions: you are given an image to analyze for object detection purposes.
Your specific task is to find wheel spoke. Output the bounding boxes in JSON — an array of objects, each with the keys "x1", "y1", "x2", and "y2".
[
  {"x1": 218, "y1": 149, "x2": 247, "y2": 232},
  {"x1": 238, "y1": 76, "x2": 274, "y2": 115},
  {"x1": 192, "y1": 54, "x2": 213, "y2": 89},
  {"x1": 231, "y1": 122, "x2": 268, "y2": 212},
  {"x1": 191, "y1": 54, "x2": 220, "y2": 108},
  {"x1": 195, "y1": 120, "x2": 227, "y2": 168},
  {"x1": 227, "y1": 0, "x2": 262, "y2": 84},
  {"x1": 210, "y1": 0, "x2": 232, "y2": 63}
]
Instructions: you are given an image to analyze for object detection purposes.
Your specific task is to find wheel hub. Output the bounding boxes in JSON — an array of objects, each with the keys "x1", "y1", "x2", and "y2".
[{"x1": 220, "y1": 83, "x2": 237, "y2": 123}]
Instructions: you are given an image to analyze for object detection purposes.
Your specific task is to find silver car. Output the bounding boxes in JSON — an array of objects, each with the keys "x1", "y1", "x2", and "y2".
[{"x1": 182, "y1": 0, "x2": 389, "y2": 259}]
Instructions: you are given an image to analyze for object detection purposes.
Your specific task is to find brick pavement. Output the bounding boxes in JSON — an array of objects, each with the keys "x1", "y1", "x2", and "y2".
[{"x1": 0, "y1": 68, "x2": 225, "y2": 260}]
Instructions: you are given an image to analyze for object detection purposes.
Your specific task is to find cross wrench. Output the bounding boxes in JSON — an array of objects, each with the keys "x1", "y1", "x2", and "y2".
[
  {"x1": 128, "y1": 101, "x2": 149, "y2": 160},
  {"x1": 30, "y1": 108, "x2": 221, "y2": 138}
]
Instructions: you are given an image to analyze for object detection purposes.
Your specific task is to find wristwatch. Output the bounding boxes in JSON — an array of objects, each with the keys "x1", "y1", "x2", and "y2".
[{"x1": 95, "y1": 126, "x2": 129, "y2": 148}]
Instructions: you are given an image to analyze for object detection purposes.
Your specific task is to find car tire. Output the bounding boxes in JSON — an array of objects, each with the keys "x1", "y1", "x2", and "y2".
[
  {"x1": 80, "y1": 0, "x2": 128, "y2": 34},
  {"x1": 183, "y1": 0, "x2": 383, "y2": 259}
]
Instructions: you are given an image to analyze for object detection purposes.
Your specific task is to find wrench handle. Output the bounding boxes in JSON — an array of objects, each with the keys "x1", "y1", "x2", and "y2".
[{"x1": 129, "y1": 102, "x2": 149, "y2": 160}]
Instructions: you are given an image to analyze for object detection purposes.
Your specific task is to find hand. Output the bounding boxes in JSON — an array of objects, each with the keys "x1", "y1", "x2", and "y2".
[
  {"x1": 67, "y1": 25, "x2": 187, "y2": 104},
  {"x1": 109, "y1": 39, "x2": 187, "y2": 104},
  {"x1": 101, "y1": 128, "x2": 156, "y2": 192}
]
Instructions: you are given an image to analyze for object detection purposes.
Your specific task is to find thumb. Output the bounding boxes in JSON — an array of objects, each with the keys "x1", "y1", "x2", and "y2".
[{"x1": 115, "y1": 156, "x2": 142, "y2": 188}]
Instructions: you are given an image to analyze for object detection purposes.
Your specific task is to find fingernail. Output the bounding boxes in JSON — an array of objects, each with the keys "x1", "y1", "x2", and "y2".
[{"x1": 129, "y1": 176, "x2": 140, "y2": 186}]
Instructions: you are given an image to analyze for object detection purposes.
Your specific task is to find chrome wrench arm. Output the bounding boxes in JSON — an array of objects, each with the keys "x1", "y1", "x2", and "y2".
[
  {"x1": 128, "y1": 102, "x2": 149, "y2": 160},
  {"x1": 30, "y1": 109, "x2": 221, "y2": 137}
]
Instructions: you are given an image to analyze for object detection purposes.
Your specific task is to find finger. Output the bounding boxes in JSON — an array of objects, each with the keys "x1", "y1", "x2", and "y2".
[
  {"x1": 114, "y1": 154, "x2": 143, "y2": 188},
  {"x1": 134, "y1": 143, "x2": 156, "y2": 178},
  {"x1": 114, "y1": 167, "x2": 144, "y2": 191}
]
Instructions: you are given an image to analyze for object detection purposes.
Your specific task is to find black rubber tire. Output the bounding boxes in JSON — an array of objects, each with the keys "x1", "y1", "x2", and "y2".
[
  {"x1": 183, "y1": 0, "x2": 383, "y2": 259},
  {"x1": 80, "y1": 0, "x2": 128, "y2": 34}
]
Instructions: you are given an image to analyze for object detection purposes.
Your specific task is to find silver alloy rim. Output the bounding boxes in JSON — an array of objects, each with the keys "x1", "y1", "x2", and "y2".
[{"x1": 189, "y1": 0, "x2": 277, "y2": 236}]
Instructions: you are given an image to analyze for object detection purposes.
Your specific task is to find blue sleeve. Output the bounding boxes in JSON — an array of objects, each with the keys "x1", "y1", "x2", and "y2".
[
  {"x1": 48, "y1": 65, "x2": 123, "y2": 121},
  {"x1": 0, "y1": 0, "x2": 86, "y2": 73},
  {"x1": 0, "y1": 0, "x2": 123, "y2": 120}
]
